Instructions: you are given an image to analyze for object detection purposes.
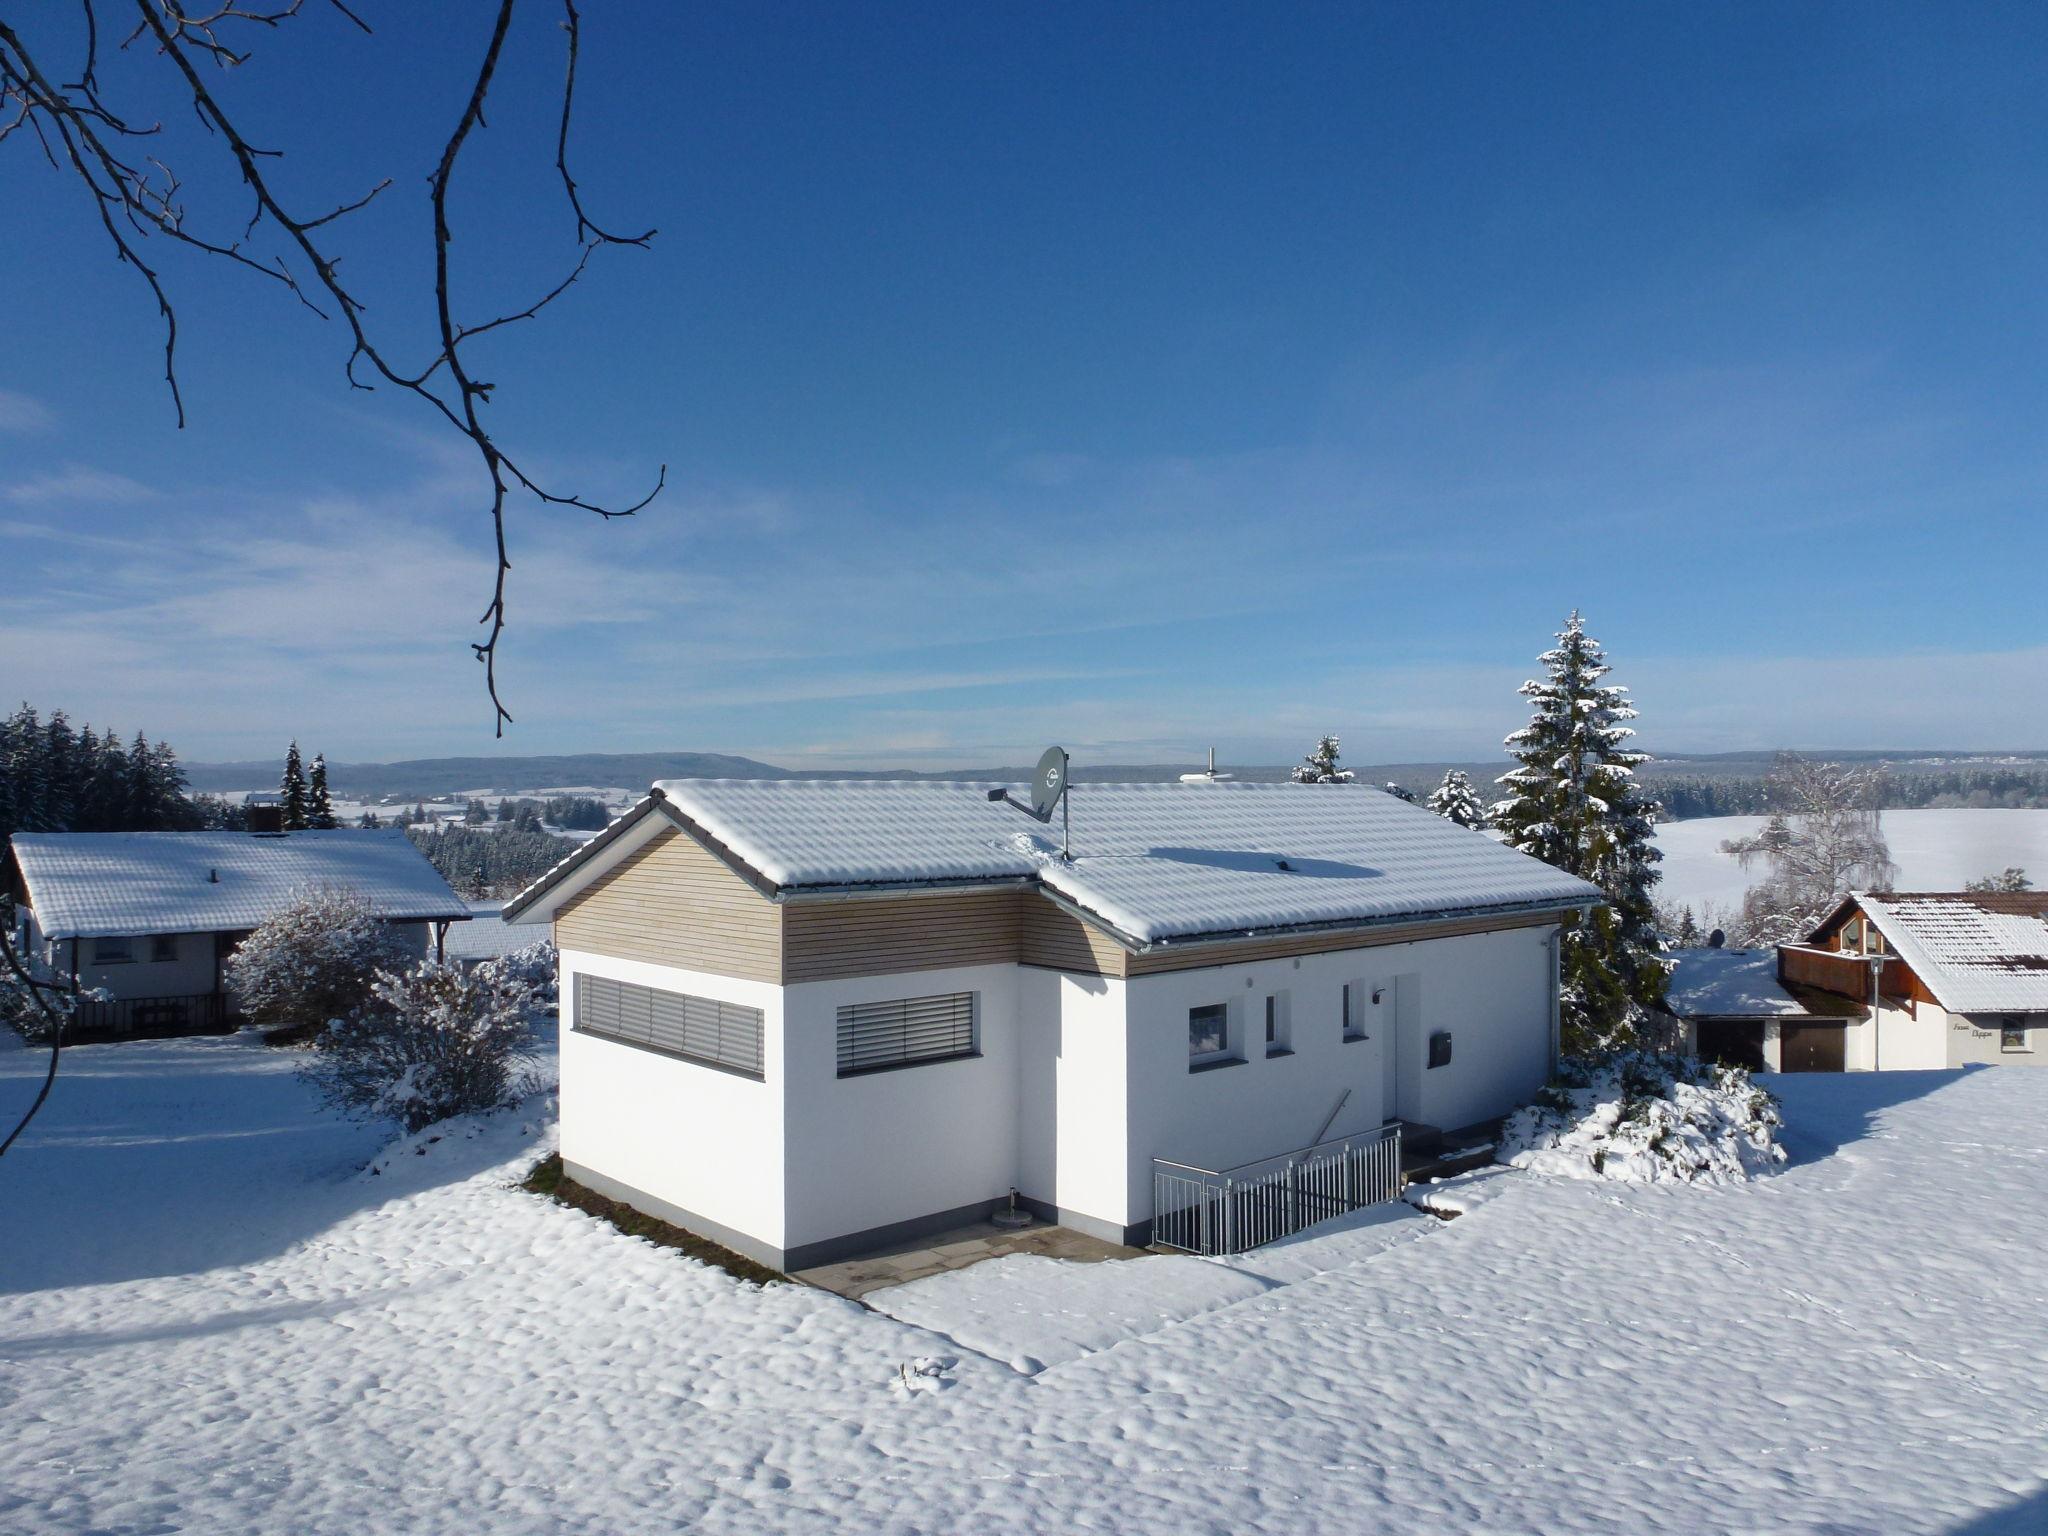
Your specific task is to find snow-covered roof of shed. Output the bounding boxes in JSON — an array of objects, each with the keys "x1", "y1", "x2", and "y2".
[
  {"x1": 10, "y1": 829, "x2": 469, "y2": 940},
  {"x1": 1664, "y1": 949, "x2": 1808, "y2": 1018},
  {"x1": 1853, "y1": 893, "x2": 2048, "y2": 1014},
  {"x1": 440, "y1": 902, "x2": 532, "y2": 963},
  {"x1": 649, "y1": 778, "x2": 1600, "y2": 945}
]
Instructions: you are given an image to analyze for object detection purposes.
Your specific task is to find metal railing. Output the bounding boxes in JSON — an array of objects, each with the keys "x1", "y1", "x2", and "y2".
[
  {"x1": 1151, "y1": 1122, "x2": 1403, "y2": 1256},
  {"x1": 69, "y1": 991, "x2": 232, "y2": 1037}
]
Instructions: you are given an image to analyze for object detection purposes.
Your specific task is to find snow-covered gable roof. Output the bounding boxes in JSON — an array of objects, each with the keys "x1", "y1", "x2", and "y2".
[
  {"x1": 441, "y1": 902, "x2": 530, "y2": 963},
  {"x1": 1664, "y1": 949, "x2": 1808, "y2": 1018},
  {"x1": 632, "y1": 778, "x2": 1600, "y2": 946},
  {"x1": 10, "y1": 829, "x2": 469, "y2": 941},
  {"x1": 1852, "y1": 893, "x2": 2048, "y2": 1014}
]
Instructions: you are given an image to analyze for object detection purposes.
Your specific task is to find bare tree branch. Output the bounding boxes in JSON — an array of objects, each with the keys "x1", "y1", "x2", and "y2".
[{"x1": 1, "y1": 1, "x2": 663, "y2": 734}]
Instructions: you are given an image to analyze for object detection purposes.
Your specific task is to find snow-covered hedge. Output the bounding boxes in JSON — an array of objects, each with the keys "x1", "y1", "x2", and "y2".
[
  {"x1": 301, "y1": 961, "x2": 538, "y2": 1134},
  {"x1": 1499, "y1": 1051, "x2": 1785, "y2": 1184},
  {"x1": 224, "y1": 885, "x2": 416, "y2": 1040},
  {"x1": 478, "y1": 939, "x2": 557, "y2": 1011}
]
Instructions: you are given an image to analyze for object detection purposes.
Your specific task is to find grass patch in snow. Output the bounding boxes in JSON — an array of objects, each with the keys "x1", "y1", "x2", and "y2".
[{"x1": 521, "y1": 1152, "x2": 786, "y2": 1287}]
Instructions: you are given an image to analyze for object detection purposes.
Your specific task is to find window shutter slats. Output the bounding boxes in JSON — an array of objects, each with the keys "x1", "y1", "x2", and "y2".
[
  {"x1": 574, "y1": 974, "x2": 763, "y2": 1080},
  {"x1": 836, "y1": 992, "x2": 977, "y2": 1076}
]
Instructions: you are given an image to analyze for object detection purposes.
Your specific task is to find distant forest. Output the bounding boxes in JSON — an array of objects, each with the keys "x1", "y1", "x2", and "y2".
[{"x1": 1651, "y1": 765, "x2": 2048, "y2": 820}]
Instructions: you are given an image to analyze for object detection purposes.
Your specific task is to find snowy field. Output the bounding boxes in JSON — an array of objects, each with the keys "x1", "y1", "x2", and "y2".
[
  {"x1": 1654, "y1": 807, "x2": 2048, "y2": 914},
  {"x1": 5, "y1": 1035, "x2": 2048, "y2": 1534}
]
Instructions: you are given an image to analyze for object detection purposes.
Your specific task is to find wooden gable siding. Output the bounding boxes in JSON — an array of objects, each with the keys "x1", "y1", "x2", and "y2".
[
  {"x1": 781, "y1": 887, "x2": 1024, "y2": 984},
  {"x1": 1019, "y1": 895, "x2": 1127, "y2": 976},
  {"x1": 1124, "y1": 908, "x2": 1563, "y2": 977},
  {"x1": 554, "y1": 826, "x2": 784, "y2": 983}
]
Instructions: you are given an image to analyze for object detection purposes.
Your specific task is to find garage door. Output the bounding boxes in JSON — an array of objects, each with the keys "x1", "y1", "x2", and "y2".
[{"x1": 1780, "y1": 1023, "x2": 1846, "y2": 1073}]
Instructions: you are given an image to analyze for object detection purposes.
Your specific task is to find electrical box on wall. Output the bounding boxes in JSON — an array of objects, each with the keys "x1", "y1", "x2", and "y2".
[{"x1": 1427, "y1": 1030, "x2": 1453, "y2": 1069}]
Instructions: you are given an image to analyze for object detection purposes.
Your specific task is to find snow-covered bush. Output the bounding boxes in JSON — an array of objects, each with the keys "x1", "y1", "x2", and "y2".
[
  {"x1": 1499, "y1": 1050, "x2": 1784, "y2": 1184},
  {"x1": 478, "y1": 938, "x2": 557, "y2": 1011},
  {"x1": 301, "y1": 960, "x2": 537, "y2": 1134},
  {"x1": 224, "y1": 885, "x2": 416, "y2": 1041}
]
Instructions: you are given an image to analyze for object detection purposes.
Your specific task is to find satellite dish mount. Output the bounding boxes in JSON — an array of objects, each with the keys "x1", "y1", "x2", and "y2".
[{"x1": 986, "y1": 746, "x2": 1072, "y2": 861}]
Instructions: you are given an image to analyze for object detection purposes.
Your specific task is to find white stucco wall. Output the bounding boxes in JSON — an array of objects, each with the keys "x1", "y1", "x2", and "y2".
[
  {"x1": 1115, "y1": 924, "x2": 1558, "y2": 1228},
  {"x1": 1950, "y1": 1012, "x2": 2048, "y2": 1067},
  {"x1": 64, "y1": 930, "x2": 218, "y2": 1001},
  {"x1": 779, "y1": 962, "x2": 1024, "y2": 1255},
  {"x1": 1016, "y1": 969, "x2": 1129, "y2": 1231},
  {"x1": 556, "y1": 949, "x2": 786, "y2": 1255}
]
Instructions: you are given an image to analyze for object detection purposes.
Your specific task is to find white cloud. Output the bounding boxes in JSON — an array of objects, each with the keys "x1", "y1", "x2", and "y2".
[
  {"x1": 0, "y1": 390, "x2": 55, "y2": 434},
  {"x1": 4, "y1": 466, "x2": 157, "y2": 504}
]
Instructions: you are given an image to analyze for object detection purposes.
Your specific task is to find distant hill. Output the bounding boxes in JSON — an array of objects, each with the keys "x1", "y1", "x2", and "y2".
[{"x1": 183, "y1": 746, "x2": 2048, "y2": 810}]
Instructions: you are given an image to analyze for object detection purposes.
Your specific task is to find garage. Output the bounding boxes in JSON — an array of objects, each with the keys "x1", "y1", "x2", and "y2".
[{"x1": 1779, "y1": 1022, "x2": 1847, "y2": 1073}]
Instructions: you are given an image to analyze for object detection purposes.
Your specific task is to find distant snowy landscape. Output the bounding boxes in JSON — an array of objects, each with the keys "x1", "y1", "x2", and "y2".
[
  {"x1": 5, "y1": 1032, "x2": 2046, "y2": 1534},
  {"x1": 1654, "y1": 807, "x2": 2048, "y2": 914}
]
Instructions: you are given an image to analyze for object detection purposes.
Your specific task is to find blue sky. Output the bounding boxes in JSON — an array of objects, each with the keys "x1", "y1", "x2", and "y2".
[{"x1": 3, "y1": 1, "x2": 2044, "y2": 769}]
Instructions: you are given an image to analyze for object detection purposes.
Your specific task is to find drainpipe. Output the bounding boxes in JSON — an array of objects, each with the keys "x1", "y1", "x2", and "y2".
[
  {"x1": 1867, "y1": 955, "x2": 1886, "y2": 1072},
  {"x1": 1547, "y1": 924, "x2": 1564, "y2": 1069}
]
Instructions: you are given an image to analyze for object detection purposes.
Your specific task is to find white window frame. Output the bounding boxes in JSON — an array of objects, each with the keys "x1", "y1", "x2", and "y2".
[
  {"x1": 1188, "y1": 1001, "x2": 1236, "y2": 1070},
  {"x1": 1264, "y1": 991, "x2": 1292, "y2": 1057}
]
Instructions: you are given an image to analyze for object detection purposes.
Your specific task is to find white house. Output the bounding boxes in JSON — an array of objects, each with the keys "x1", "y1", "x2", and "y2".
[
  {"x1": 7, "y1": 828, "x2": 470, "y2": 1034},
  {"x1": 1777, "y1": 891, "x2": 2048, "y2": 1070},
  {"x1": 502, "y1": 777, "x2": 1600, "y2": 1269}
]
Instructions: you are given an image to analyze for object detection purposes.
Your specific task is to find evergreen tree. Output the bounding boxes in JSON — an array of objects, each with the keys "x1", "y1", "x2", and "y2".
[
  {"x1": 41, "y1": 710, "x2": 77, "y2": 833},
  {"x1": 1493, "y1": 611, "x2": 1666, "y2": 1052},
  {"x1": 1966, "y1": 867, "x2": 2033, "y2": 893},
  {"x1": 1380, "y1": 782, "x2": 1418, "y2": 803},
  {"x1": 358, "y1": 810, "x2": 383, "y2": 829},
  {"x1": 1673, "y1": 906, "x2": 1702, "y2": 947},
  {"x1": 1426, "y1": 768, "x2": 1489, "y2": 829},
  {"x1": 307, "y1": 754, "x2": 339, "y2": 829},
  {"x1": 1289, "y1": 735, "x2": 1355, "y2": 784},
  {"x1": 280, "y1": 742, "x2": 310, "y2": 830}
]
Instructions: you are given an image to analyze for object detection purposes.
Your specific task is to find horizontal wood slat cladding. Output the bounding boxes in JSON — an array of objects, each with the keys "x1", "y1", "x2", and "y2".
[
  {"x1": 1019, "y1": 896, "x2": 1127, "y2": 976},
  {"x1": 1124, "y1": 909, "x2": 1564, "y2": 976},
  {"x1": 782, "y1": 888, "x2": 1024, "y2": 984},
  {"x1": 554, "y1": 826, "x2": 783, "y2": 983}
]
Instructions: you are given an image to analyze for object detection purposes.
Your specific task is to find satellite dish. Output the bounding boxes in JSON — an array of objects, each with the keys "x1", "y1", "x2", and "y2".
[
  {"x1": 1031, "y1": 746, "x2": 1068, "y2": 820},
  {"x1": 1708, "y1": 928, "x2": 1726, "y2": 949}
]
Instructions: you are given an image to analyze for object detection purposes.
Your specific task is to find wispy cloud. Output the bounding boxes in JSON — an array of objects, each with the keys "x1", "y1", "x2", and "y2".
[
  {"x1": 4, "y1": 465, "x2": 157, "y2": 504},
  {"x1": 0, "y1": 390, "x2": 55, "y2": 434}
]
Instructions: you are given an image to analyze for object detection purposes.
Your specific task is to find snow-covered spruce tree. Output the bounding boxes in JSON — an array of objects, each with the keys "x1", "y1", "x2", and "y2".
[
  {"x1": 279, "y1": 742, "x2": 310, "y2": 831},
  {"x1": 1426, "y1": 768, "x2": 1488, "y2": 829},
  {"x1": 1493, "y1": 611, "x2": 1666, "y2": 1051},
  {"x1": 1499, "y1": 1050, "x2": 1784, "y2": 1184},
  {"x1": 1380, "y1": 782, "x2": 1417, "y2": 803},
  {"x1": 223, "y1": 885, "x2": 416, "y2": 1042},
  {"x1": 1720, "y1": 754, "x2": 1896, "y2": 946},
  {"x1": 307, "y1": 754, "x2": 339, "y2": 829},
  {"x1": 1290, "y1": 735, "x2": 1355, "y2": 784},
  {"x1": 302, "y1": 960, "x2": 536, "y2": 1134}
]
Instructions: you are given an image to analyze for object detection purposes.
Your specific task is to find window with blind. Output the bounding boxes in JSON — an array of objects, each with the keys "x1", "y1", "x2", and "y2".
[
  {"x1": 573, "y1": 973, "x2": 764, "y2": 1080},
  {"x1": 836, "y1": 991, "x2": 978, "y2": 1077}
]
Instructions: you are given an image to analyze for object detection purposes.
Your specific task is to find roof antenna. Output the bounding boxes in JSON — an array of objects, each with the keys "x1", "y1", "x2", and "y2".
[
  {"x1": 1179, "y1": 746, "x2": 1233, "y2": 785},
  {"x1": 985, "y1": 745, "x2": 1072, "y2": 861}
]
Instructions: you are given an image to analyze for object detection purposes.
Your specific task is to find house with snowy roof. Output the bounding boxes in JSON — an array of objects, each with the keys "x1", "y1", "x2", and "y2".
[
  {"x1": 1663, "y1": 947, "x2": 1839, "y2": 1073},
  {"x1": 1777, "y1": 892, "x2": 2048, "y2": 1071},
  {"x1": 7, "y1": 828, "x2": 470, "y2": 1035},
  {"x1": 502, "y1": 777, "x2": 1601, "y2": 1269}
]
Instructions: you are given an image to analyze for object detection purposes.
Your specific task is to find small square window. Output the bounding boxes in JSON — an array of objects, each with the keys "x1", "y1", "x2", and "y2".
[
  {"x1": 1188, "y1": 1003, "x2": 1233, "y2": 1067},
  {"x1": 150, "y1": 934, "x2": 178, "y2": 963},
  {"x1": 2001, "y1": 1023, "x2": 2031, "y2": 1053}
]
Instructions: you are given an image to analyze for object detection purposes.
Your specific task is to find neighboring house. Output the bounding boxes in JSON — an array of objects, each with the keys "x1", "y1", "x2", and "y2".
[
  {"x1": 1664, "y1": 947, "x2": 1844, "y2": 1072},
  {"x1": 1779, "y1": 892, "x2": 2048, "y2": 1071},
  {"x1": 7, "y1": 828, "x2": 470, "y2": 1035},
  {"x1": 441, "y1": 901, "x2": 533, "y2": 971},
  {"x1": 503, "y1": 777, "x2": 1600, "y2": 1270}
]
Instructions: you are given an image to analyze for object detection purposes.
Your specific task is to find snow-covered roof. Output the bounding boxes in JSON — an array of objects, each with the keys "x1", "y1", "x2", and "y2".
[
  {"x1": 574, "y1": 778, "x2": 1599, "y2": 946},
  {"x1": 1851, "y1": 893, "x2": 2048, "y2": 1014},
  {"x1": 10, "y1": 829, "x2": 469, "y2": 941},
  {"x1": 441, "y1": 902, "x2": 531, "y2": 964},
  {"x1": 1663, "y1": 948, "x2": 1808, "y2": 1018}
]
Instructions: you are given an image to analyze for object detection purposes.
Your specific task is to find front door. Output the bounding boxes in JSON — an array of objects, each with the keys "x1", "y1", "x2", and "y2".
[{"x1": 1780, "y1": 1023, "x2": 1846, "y2": 1073}]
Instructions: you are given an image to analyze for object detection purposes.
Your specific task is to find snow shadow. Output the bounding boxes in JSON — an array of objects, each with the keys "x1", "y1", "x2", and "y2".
[
  {"x1": 0, "y1": 1034, "x2": 512, "y2": 1294},
  {"x1": 1768, "y1": 1068, "x2": 1969, "y2": 1166},
  {"x1": 1943, "y1": 1483, "x2": 2048, "y2": 1535},
  {"x1": 1145, "y1": 847, "x2": 1384, "y2": 880}
]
